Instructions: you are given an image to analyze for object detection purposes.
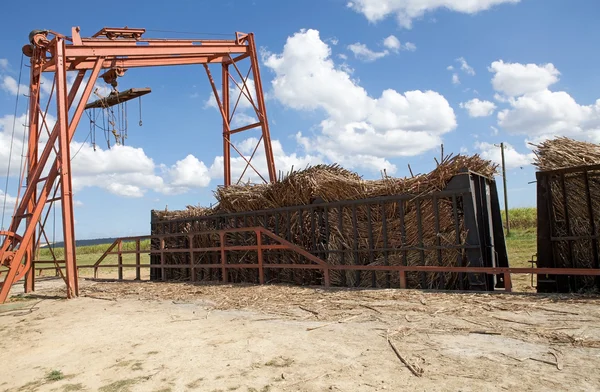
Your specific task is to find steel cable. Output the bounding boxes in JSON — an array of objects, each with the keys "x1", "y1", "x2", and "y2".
[{"x1": 1, "y1": 54, "x2": 24, "y2": 230}]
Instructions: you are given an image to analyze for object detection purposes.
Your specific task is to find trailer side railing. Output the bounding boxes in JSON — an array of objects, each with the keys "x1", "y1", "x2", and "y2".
[{"x1": 537, "y1": 163, "x2": 600, "y2": 292}]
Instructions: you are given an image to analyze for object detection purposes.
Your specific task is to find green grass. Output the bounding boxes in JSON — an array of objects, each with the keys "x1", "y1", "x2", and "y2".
[
  {"x1": 38, "y1": 240, "x2": 151, "y2": 259},
  {"x1": 34, "y1": 239, "x2": 151, "y2": 278},
  {"x1": 98, "y1": 378, "x2": 142, "y2": 392},
  {"x1": 46, "y1": 370, "x2": 64, "y2": 382},
  {"x1": 501, "y1": 207, "x2": 537, "y2": 267},
  {"x1": 264, "y1": 357, "x2": 294, "y2": 367},
  {"x1": 505, "y1": 228, "x2": 537, "y2": 267},
  {"x1": 62, "y1": 384, "x2": 85, "y2": 391}
]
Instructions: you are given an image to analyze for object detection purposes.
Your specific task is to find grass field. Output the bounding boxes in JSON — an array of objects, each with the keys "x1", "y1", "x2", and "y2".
[
  {"x1": 502, "y1": 207, "x2": 537, "y2": 267},
  {"x1": 36, "y1": 239, "x2": 152, "y2": 278}
]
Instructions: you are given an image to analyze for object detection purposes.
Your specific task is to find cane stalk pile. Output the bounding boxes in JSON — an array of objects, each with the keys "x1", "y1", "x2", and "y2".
[
  {"x1": 153, "y1": 154, "x2": 498, "y2": 289},
  {"x1": 532, "y1": 137, "x2": 600, "y2": 291}
]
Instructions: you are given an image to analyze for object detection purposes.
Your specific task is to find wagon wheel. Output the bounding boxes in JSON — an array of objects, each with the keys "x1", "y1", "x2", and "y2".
[{"x1": 0, "y1": 231, "x2": 32, "y2": 282}]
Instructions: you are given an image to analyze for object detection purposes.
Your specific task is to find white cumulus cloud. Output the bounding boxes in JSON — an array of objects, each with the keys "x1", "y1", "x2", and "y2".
[
  {"x1": 404, "y1": 42, "x2": 417, "y2": 51},
  {"x1": 347, "y1": 0, "x2": 521, "y2": 28},
  {"x1": 1, "y1": 76, "x2": 28, "y2": 96},
  {"x1": 489, "y1": 60, "x2": 560, "y2": 97},
  {"x1": 383, "y1": 35, "x2": 401, "y2": 51},
  {"x1": 348, "y1": 43, "x2": 389, "y2": 62},
  {"x1": 456, "y1": 57, "x2": 475, "y2": 75},
  {"x1": 2, "y1": 110, "x2": 316, "y2": 199},
  {"x1": 264, "y1": 29, "x2": 456, "y2": 174},
  {"x1": 168, "y1": 155, "x2": 211, "y2": 189},
  {"x1": 476, "y1": 141, "x2": 534, "y2": 169},
  {"x1": 70, "y1": 143, "x2": 168, "y2": 197},
  {"x1": 490, "y1": 60, "x2": 600, "y2": 143},
  {"x1": 460, "y1": 99, "x2": 496, "y2": 117},
  {"x1": 0, "y1": 190, "x2": 17, "y2": 209},
  {"x1": 0, "y1": 113, "x2": 53, "y2": 178},
  {"x1": 382, "y1": 35, "x2": 417, "y2": 52}
]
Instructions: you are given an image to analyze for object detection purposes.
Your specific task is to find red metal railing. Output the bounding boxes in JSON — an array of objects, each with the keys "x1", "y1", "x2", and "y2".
[
  {"x1": 78, "y1": 227, "x2": 600, "y2": 293},
  {"x1": 86, "y1": 227, "x2": 330, "y2": 286}
]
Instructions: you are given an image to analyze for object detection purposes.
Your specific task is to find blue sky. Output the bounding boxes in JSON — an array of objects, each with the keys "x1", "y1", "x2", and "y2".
[{"x1": 1, "y1": 0, "x2": 600, "y2": 240}]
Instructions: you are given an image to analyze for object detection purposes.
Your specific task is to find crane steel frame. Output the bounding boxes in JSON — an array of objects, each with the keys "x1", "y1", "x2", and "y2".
[{"x1": 0, "y1": 26, "x2": 277, "y2": 303}]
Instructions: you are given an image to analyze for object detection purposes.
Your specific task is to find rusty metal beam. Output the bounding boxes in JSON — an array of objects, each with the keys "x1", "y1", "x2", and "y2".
[
  {"x1": 87, "y1": 262, "x2": 600, "y2": 277},
  {"x1": 230, "y1": 121, "x2": 261, "y2": 135},
  {"x1": 43, "y1": 56, "x2": 231, "y2": 72},
  {"x1": 247, "y1": 34, "x2": 276, "y2": 183},
  {"x1": 85, "y1": 87, "x2": 151, "y2": 109},
  {"x1": 55, "y1": 38, "x2": 78, "y2": 298}
]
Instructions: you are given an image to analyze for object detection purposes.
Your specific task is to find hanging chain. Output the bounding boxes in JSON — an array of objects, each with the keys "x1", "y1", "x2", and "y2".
[
  {"x1": 138, "y1": 96, "x2": 143, "y2": 126},
  {"x1": 124, "y1": 101, "x2": 128, "y2": 145}
]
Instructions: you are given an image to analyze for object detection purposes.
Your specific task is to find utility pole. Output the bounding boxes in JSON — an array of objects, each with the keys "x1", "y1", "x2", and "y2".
[{"x1": 500, "y1": 142, "x2": 510, "y2": 236}]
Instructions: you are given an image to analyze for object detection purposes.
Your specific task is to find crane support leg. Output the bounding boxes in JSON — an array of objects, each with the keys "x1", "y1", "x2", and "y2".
[
  {"x1": 55, "y1": 38, "x2": 78, "y2": 297},
  {"x1": 0, "y1": 47, "x2": 102, "y2": 303}
]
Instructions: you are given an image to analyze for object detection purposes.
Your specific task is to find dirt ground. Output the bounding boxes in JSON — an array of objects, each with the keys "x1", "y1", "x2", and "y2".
[{"x1": 1, "y1": 278, "x2": 600, "y2": 392}]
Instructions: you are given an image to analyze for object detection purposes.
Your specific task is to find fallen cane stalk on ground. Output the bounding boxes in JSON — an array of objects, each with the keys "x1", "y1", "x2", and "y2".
[{"x1": 386, "y1": 335, "x2": 424, "y2": 377}]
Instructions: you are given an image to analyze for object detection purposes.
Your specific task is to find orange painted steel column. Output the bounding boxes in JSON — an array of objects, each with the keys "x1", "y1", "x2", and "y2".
[
  {"x1": 0, "y1": 62, "x2": 96, "y2": 303},
  {"x1": 222, "y1": 63, "x2": 231, "y2": 186},
  {"x1": 247, "y1": 33, "x2": 276, "y2": 183},
  {"x1": 55, "y1": 38, "x2": 78, "y2": 298}
]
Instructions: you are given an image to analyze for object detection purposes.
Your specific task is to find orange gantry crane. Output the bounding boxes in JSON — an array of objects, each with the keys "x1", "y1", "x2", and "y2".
[{"x1": 0, "y1": 27, "x2": 277, "y2": 303}]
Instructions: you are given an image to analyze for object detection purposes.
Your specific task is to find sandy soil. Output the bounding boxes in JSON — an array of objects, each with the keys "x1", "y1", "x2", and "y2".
[{"x1": 1, "y1": 278, "x2": 600, "y2": 392}]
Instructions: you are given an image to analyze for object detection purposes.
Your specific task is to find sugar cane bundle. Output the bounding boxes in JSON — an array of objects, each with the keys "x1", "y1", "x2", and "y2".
[
  {"x1": 532, "y1": 137, "x2": 600, "y2": 291},
  {"x1": 155, "y1": 153, "x2": 497, "y2": 289}
]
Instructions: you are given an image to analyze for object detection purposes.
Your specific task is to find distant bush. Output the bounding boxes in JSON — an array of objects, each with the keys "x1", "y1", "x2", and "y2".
[{"x1": 502, "y1": 207, "x2": 536, "y2": 230}]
